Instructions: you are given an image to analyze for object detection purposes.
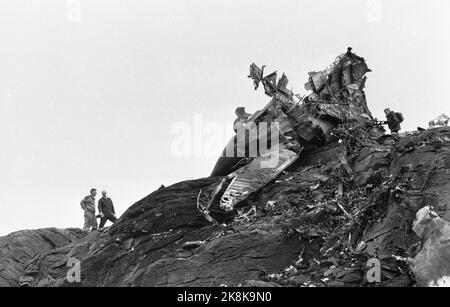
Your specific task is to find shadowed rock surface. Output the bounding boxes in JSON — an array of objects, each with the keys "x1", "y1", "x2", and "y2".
[
  {"x1": 1, "y1": 127, "x2": 450, "y2": 287},
  {"x1": 0, "y1": 228, "x2": 84, "y2": 286}
]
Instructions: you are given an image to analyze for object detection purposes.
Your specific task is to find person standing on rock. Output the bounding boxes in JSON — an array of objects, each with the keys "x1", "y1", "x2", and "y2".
[
  {"x1": 233, "y1": 107, "x2": 252, "y2": 133},
  {"x1": 98, "y1": 190, "x2": 117, "y2": 229},
  {"x1": 80, "y1": 188, "x2": 98, "y2": 232},
  {"x1": 384, "y1": 108, "x2": 403, "y2": 134}
]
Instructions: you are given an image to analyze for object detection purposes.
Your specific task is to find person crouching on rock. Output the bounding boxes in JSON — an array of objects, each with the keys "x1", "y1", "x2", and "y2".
[
  {"x1": 80, "y1": 188, "x2": 98, "y2": 232},
  {"x1": 98, "y1": 190, "x2": 117, "y2": 229}
]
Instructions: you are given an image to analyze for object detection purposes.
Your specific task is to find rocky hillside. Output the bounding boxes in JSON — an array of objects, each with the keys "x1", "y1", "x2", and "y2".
[
  {"x1": 1, "y1": 126, "x2": 450, "y2": 287},
  {"x1": 0, "y1": 228, "x2": 84, "y2": 286}
]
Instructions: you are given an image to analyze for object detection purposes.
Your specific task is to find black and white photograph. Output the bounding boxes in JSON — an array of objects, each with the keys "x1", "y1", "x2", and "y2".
[{"x1": 0, "y1": 0, "x2": 449, "y2": 294}]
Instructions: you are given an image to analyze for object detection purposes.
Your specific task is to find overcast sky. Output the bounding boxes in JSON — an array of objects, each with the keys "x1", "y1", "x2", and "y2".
[{"x1": 0, "y1": 0, "x2": 449, "y2": 235}]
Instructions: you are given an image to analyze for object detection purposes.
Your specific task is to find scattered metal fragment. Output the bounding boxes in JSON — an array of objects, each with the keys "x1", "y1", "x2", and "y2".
[
  {"x1": 220, "y1": 149, "x2": 300, "y2": 212},
  {"x1": 182, "y1": 240, "x2": 206, "y2": 250},
  {"x1": 429, "y1": 113, "x2": 449, "y2": 128},
  {"x1": 265, "y1": 200, "x2": 276, "y2": 211}
]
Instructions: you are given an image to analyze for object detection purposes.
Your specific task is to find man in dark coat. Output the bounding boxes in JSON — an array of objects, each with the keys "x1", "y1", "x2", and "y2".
[
  {"x1": 98, "y1": 190, "x2": 117, "y2": 229},
  {"x1": 384, "y1": 108, "x2": 402, "y2": 134}
]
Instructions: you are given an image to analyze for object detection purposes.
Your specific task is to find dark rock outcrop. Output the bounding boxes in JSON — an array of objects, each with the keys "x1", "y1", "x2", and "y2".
[{"x1": 0, "y1": 228, "x2": 84, "y2": 286}]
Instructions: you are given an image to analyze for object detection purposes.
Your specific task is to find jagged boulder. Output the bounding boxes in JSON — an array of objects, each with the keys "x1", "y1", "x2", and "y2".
[{"x1": 0, "y1": 228, "x2": 84, "y2": 286}]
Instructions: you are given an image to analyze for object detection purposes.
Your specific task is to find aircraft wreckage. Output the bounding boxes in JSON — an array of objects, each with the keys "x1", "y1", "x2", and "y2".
[{"x1": 197, "y1": 48, "x2": 373, "y2": 223}]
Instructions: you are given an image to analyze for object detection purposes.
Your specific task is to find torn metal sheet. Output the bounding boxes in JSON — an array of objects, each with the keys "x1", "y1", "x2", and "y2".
[
  {"x1": 277, "y1": 73, "x2": 293, "y2": 97},
  {"x1": 220, "y1": 148, "x2": 300, "y2": 212},
  {"x1": 248, "y1": 63, "x2": 265, "y2": 90},
  {"x1": 262, "y1": 71, "x2": 278, "y2": 96},
  {"x1": 315, "y1": 103, "x2": 371, "y2": 123}
]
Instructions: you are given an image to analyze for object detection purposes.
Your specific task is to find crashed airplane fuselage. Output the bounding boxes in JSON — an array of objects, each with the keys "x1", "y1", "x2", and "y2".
[{"x1": 199, "y1": 48, "x2": 373, "y2": 221}]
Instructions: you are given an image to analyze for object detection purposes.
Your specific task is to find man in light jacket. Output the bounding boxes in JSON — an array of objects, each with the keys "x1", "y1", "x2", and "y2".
[{"x1": 80, "y1": 188, "x2": 98, "y2": 232}]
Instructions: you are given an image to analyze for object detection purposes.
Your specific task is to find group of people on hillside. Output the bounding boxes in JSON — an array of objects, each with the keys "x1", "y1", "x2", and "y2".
[{"x1": 80, "y1": 189, "x2": 117, "y2": 232}]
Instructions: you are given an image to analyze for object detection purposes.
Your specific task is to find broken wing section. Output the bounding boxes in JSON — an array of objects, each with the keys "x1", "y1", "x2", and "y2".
[{"x1": 219, "y1": 148, "x2": 300, "y2": 212}]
